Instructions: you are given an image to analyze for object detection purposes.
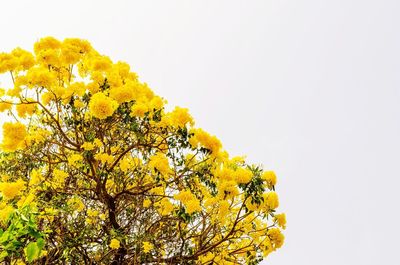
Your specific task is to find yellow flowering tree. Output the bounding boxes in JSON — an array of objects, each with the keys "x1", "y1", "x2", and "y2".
[{"x1": 0, "y1": 37, "x2": 285, "y2": 264}]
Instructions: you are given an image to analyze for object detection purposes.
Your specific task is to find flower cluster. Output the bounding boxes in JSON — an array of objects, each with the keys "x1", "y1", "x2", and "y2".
[{"x1": 0, "y1": 37, "x2": 285, "y2": 264}]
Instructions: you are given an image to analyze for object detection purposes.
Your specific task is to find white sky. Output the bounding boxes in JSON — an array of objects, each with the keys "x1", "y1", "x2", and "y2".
[{"x1": 1, "y1": 1, "x2": 400, "y2": 264}]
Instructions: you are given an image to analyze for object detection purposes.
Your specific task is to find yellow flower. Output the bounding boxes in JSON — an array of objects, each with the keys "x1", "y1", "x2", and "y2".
[
  {"x1": 174, "y1": 190, "x2": 195, "y2": 203},
  {"x1": 143, "y1": 199, "x2": 152, "y2": 208},
  {"x1": 189, "y1": 128, "x2": 222, "y2": 155},
  {"x1": 218, "y1": 200, "x2": 230, "y2": 217},
  {"x1": 119, "y1": 157, "x2": 132, "y2": 173},
  {"x1": 142, "y1": 241, "x2": 153, "y2": 253},
  {"x1": 90, "y1": 56, "x2": 112, "y2": 72},
  {"x1": 53, "y1": 169, "x2": 68, "y2": 188},
  {"x1": 169, "y1": 106, "x2": 194, "y2": 127},
  {"x1": 110, "y1": 239, "x2": 120, "y2": 249},
  {"x1": 87, "y1": 209, "x2": 99, "y2": 217},
  {"x1": 74, "y1": 99, "x2": 85, "y2": 109},
  {"x1": 16, "y1": 101, "x2": 36, "y2": 118},
  {"x1": 156, "y1": 198, "x2": 174, "y2": 215},
  {"x1": 81, "y1": 142, "x2": 95, "y2": 151},
  {"x1": 0, "y1": 53, "x2": 18, "y2": 73},
  {"x1": 41, "y1": 92, "x2": 54, "y2": 105},
  {"x1": 25, "y1": 66, "x2": 56, "y2": 88},
  {"x1": 149, "y1": 96, "x2": 164, "y2": 110},
  {"x1": 0, "y1": 102, "x2": 12, "y2": 112},
  {"x1": 185, "y1": 199, "x2": 201, "y2": 214},
  {"x1": 148, "y1": 153, "x2": 170, "y2": 176},
  {"x1": 93, "y1": 138, "x2": 103, "y2": 148},
  {"x1": 1, "y1": 122, "x2": 27, "y2": 152},
  {"x1": 68, "y1": 82, "x2": 86, "y2": 97},
  {"x1": 274, "y1": 213, "x2": 286, "y2": 229},
  {"x1": 262, "y1": 171, "x2": 277, "y2": 189},
  {"x1": 16, "y1": 193, "x2": 35, "y2": 208},
  {"x1": 0, "y1": 205, "x2": 14, "y2": 223},
  {"x1": 89, "y1": 92, "x2": 119, "y2": 119},
  {"x1": 217, "y1": 180, "x2": 239, "y2": 199},
  {"x1": 67, "y1": 197, "x2": 85, "y2": 212},
  {"x1": 11, "y1": 47, "x2": 35, "y2": 70},
  {"x1": 99, "y1": 213, "x2": 106, "y2": 220},
  {"x1": 267, "y1": 228, "x2": 284, "y2": 249},
  {"x1": 130, "y1": 100, "x2": 149, "y2": 118},
  {"x1": 109, "y1": 85, "x2": 135, "y2": 104},
  {"x1": 29, "y1": 169, "x2": 43, "y2": 186},
  {"x1": 94, "y1": 153, "x2": 114, "y2": 165},
  {"x1": 263, "y1": 192, "x2": 279, "y2": 210},
  {"x1": 61, "y1": 38, "x2": 92, "y2": 64},
  {"x1": 68, "y1": 154, "x2": 83, "y2": 167},
  {"x1": 0, "y1": 179, "x2": 26, "y2": 200},
  {"x1": 234, "y1": 168, "x2": 253, "y2": 184},
  {"x1": 34, "y1": 37, "x2": 61, "y2": 54},
  {"x1": 174, "y1": 190, "x2": 201, "y2": 214}
]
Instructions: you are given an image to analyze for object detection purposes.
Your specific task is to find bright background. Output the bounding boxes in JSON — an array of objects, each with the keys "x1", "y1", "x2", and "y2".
[{"x1": 1, "y1": 1, "x2": 400, "y2": 264}]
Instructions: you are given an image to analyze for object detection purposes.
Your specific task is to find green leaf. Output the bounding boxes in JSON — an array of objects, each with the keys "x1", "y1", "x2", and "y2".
[
  {"x1": 0, "y1": 231, "x2": 9, "y2": 244},
  {"x1": 25, "y1": 242, "x2": 40, "y2": 262},
  {"x1": 20, "y1": 214, "x2": 29, "y2": 222},
  {"x1": 0, "y1": 250, "x2": 8, "y2": 260},
  {"x1": 37, "y1": 238, "x2": 45, "y2": 249}
]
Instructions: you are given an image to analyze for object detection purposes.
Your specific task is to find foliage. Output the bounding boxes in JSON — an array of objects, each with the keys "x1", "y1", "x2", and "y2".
[{"x1": 0, "y1": 37, "x2": 286, "y2": 264}]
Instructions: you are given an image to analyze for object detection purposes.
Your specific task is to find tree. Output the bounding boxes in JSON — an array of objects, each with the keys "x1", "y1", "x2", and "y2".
[{"x1": 0, "y1": 37, "x2": 285, "y2": 264}]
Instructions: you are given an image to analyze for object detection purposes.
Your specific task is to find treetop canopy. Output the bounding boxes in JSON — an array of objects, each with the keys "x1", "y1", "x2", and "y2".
[{"x1": 0, "y1": 37, "x2": 285, "y2": 264}]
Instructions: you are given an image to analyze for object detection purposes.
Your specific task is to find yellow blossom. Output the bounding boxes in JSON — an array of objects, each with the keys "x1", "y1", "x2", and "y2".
[
  {"x1": 267, "y1": 228, "x2": 285, "y2": 249},
  {"x1": 61, "y1": 38, "x2": 92, "y2": 64},
  {"x1": 99, "y1": 213, "x2": 106, "y2": 220},
  {"x1": 148, "y1": 153, "x2": 170, "y2": 176},
  {"x1": 89, "y1": 92, "x2": 118, "y2": 119},
  {"x1": 0, "y1": 102, "x2": 12, "y2": 112},
  {"x1": 143, "y1": 199, "x2": 152, "y2": 208},
  {"x1": 29, "y1": 169, "x2": 43, "y2": 186},
  {"x1": 234, "y1": 168, "x2": 253, "y2": 184},
  {"x1": 93, "y1": 138, "x2": 103, "y2": 147},
  {"x1": 0, "y1": 52, "x2": 18, "y2": 73},
  {"x1": 156, "y1": 198, "x2": 174, "y2": 215},
  {"x1": 149, "y1": 96, "x2": 164, "y2": 110},
  {"x1": 16, "y1": 193, "x2": 35, "y2": 208},
  {"x1": 169, "y1": 106, "x2": 194, "y2": 127},
  {"x1": 25, "y1": 66, "x2": 56, "y2": 88},
  {"x1": 142, "y1": 241, "x2": 153, "y2": 253},
  {"x1": 16, "y1": 101, "x2": 36, "y2": 118},
  {"x1": 53, "y1": 169, "x2": 68, "y2": 188},
  {"x1": 11, "y1": 47, "x2": 35, "y2": 70},
  {"x1": 264, "y1": 192, "x2": 279, "y2": 210},
  {"x1": 109, "y1": 85, "x2": 135, "y2": 104},
  {"x1": 68, "y1": 154, "x2": 83, "y2": 167},
  {"x1": 0, "y1": 179, "x2": 26, "y2": 200},
  {"x1": 90, "y1": 56, "x2": 112, "y2": 72},
  {"x1": 119, "y1": 157, "x2": 132, "y2": 173},
  {"x1": 274, "y1": 213, "x2": 286, "y2": 229},
  {"x1": 189, "y1": 128, "x2": 222, "y2": 155},
  {"x1": 67, "y1": 197, "x2": 85, "y2": 212},
  {"x1": 185, "y1": 199, "x2": 201, "y2": 214},
  {"x1": 74, "y1": 99, "x2": 85, "y2": 109},
  {"x1": 262, "y1": 171, "x2": 277, "y2": 189},
  {"x1": 34, "y1": 37, "x2": 61, "y2": 54},
  {"x1": 0, "y1": 205, "x2": 14, "y2": 223},
  {"x1": 94, "y1": 153, "x2": 114, "y2": 165},
  {"x1": 81, "y1": 142, "x2": 95, "y2": 151},
  {"x1": 174, "y1": 190, "x2": 195, "y2": 203},
  {"x1": 1, "y1": 122, "x2": 26, "y2": 152},
  {"x1": 87, "y1": 209, "x2": 99, "y2": 217},
  {"x1": 110, "y1": 239, "x2": 120, "y2": 249},
  {"x1": 130, "y1": 100, "x2": 149, "y2": 118}
]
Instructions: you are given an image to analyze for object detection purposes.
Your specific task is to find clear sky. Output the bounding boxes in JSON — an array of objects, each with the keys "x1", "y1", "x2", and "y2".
[{"x1": 1, "y1": 1, "x2": 400, "y2": 264}]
